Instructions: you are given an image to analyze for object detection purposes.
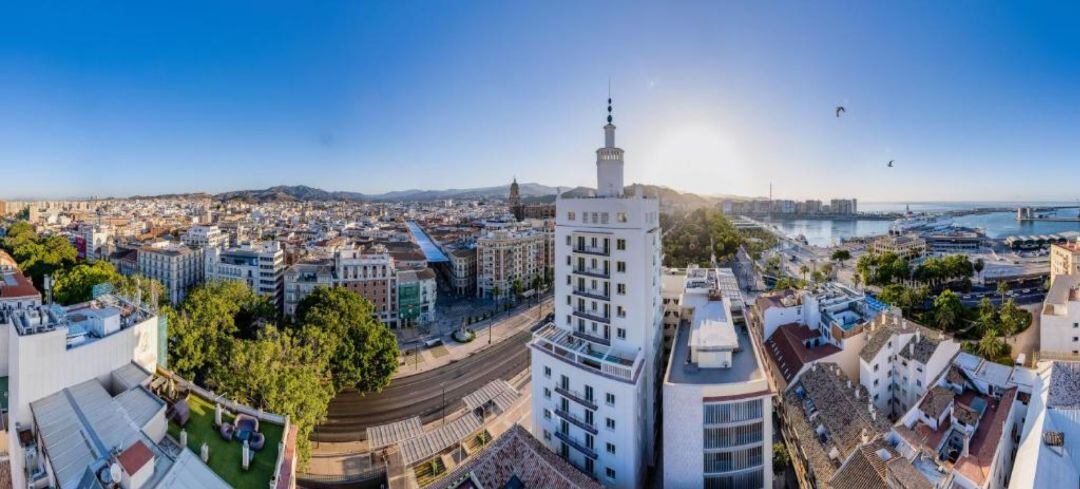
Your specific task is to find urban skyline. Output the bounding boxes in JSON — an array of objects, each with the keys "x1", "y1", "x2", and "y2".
[{"x1": 4, "y1": 2, "x2": 1080, "y2": 201}]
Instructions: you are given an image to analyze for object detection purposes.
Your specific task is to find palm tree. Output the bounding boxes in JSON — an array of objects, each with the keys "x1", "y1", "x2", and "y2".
[
  {"x1": 973, "y1": 258, "x2": 985, "y2": 283},
  {"x1": 975, "y1": 328, "x2": 1008, "y2": 360},
  {"x1": 997, "y1": 281, "x2": 1008, "y2": 303},
  {"x1": 799, "y1": 265, "x2": 810, "y2": 281}
]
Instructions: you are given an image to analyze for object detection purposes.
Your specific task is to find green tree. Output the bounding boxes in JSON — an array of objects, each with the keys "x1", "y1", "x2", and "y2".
[
  {"x1": 1, "y1": 221, "x2": 37, "y2": 251},
  {"x1": 799, "y1": 265, "x2": 810, "y2": 281},
  {"x1": 974, "y1": 328, "x2": 1009, "y2": 361},
  {"x1": 293, "y1": 286, "x2": 400, "y2": 393},
  {"x1": 977, "y1": 297, "x2": 997, "y2": 334},
  {"x1": 168, "y1": 281, "x2": 272, "y2": 382},
  {"x1": 998, "y1": 299, "x2": 1026, "y2": 338},
  {"x1": 932, "y1": 290, "x2": 964, "y2": 331},
  {"x1": 974, "y1": 258, "x2": 985, "y2": 282},
  {"x1": 772, "y1": 443, "x2": 790, "y2": 475},
  {"x1": 9, "y1": 233, "x2": 77, "y2": 290},
  {"x1": 512, "y1": 278, "x2": 522, "y2": 300},
  {"x1": 997, "y1": 281, "x2": 1009, "y2": 303},
  {"x1": 210, "y1": 326, "x2": 333, "y2": 468},
  {"x1": 52, "y1": 261, "x2": 123, "y2": 305},
  {"x1": 830, "y1": 249, "x2": 851, "y2": 266}
]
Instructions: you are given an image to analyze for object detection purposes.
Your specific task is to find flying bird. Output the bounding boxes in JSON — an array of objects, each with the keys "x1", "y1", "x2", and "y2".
[
  {"x1": 835, "y1": 105, "x2": 846, "y2": 118},
  {"x1": 887, "y1": 160, "x2": 894, "y2": 168}
]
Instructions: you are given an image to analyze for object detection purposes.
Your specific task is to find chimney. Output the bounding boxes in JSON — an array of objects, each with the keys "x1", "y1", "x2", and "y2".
[{"x1": 861, "y1": 428, "x2": 869, "y2": 445}]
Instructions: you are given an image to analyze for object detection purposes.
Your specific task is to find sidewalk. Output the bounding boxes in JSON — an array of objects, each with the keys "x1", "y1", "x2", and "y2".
[{"x1": 394, "y1": 298, "x2": 552, "y2": 378}]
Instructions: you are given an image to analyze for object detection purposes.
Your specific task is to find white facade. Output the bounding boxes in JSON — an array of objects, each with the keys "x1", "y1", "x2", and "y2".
[
  {"x1": 662, "y1": 268, "x2": 773, "y2": 489},
  {"x1": 1039, "y1": 273, "x2": 1080, "y2": 355},
  {"x1": 530, "y1": 104, "x2": 662, "y2": 488},
  {"x1": 859, "y1": 314, "x2": 961, "y2": 419},
  {"x1": 204, "y1": 241, "x2": 286, "y2": 309},
  {"x1": 0, "y1": 295, "x2": 161, "y2": 489},
  {"x1": 180, "y1": 224, "x2": 228, "y2": 249},
  {"x1": 137, "y1": 241, "x2": 204, "y2": 305}
]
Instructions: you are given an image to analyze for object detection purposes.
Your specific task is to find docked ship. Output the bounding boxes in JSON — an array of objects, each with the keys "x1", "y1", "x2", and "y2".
[{"x1": 889, "y1": 215, "x2": 953, "y2": 234}]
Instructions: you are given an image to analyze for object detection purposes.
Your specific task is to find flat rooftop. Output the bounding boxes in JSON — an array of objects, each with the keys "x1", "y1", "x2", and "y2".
[{"x1": 668, "y1": 318, "x2": 763, "y2": 385}]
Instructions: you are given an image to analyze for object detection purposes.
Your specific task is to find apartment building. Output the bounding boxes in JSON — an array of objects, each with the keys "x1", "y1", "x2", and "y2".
[
  {"x1": 180, "y1": 224, "x2": 228, "y2": 249},
  {"x1": 447, "y1": 246, "x2": 477, "y2": 296},
  {"x1": 137, "y1": 241, "x2": 204, "y2": 305},
  {"x1": 892, "y1": 352, "x2": 1029, "y2": 489},
  {"x1": 1011, "y1": 360, "x2": 1080, "y2": 488},
  {"x1": 204, "y1": 241, "x2": 286, "y2": 309},
  {"x1": 282, "y1": 260, "x2": 334, "y2": 316},
  {"x1": 662, "y1": 267, "x2": 774, "y2": 488},
  {"x1": 398, "y1": 267, "x2": 437, "y2": 327},
  {"x1": 859, "y1": 314, "x2": 962, "y2": 419},
  {"x1": 1050, "y1": 240, "x2": 1080, "y2": 286},
  {"x1": 1038, "y1": 272, "x2": 1080, "y2": 355},
  {"x1": 334, "y1": 245, "x2": 399, "y2": 327},
  {"x1": 476, "y1": 226, "x2": 553, "y2": 299},
  {"x1": 530, "y1": 102, "x2": 663, "y2": 488}
]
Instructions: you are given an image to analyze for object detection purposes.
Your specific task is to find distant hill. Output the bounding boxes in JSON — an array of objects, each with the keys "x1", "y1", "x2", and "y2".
[{"x1": 130, "y1": 183, "x2": 727, "y2": 209}]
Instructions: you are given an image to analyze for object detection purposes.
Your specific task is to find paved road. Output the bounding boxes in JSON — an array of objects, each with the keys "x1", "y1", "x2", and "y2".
[{"x1": 313, "y1": 326, "x2": 533, "y2": 442}]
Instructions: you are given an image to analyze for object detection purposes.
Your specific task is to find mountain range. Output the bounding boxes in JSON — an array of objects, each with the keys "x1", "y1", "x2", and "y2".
[{"x1": 134, "y1": 183, "x2": 737, "y2": 208}]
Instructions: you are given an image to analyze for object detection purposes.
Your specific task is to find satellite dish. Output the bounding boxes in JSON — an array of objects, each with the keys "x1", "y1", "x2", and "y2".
[{"x1": 110, "y1": 462, "x2": 122, "y2": 482}]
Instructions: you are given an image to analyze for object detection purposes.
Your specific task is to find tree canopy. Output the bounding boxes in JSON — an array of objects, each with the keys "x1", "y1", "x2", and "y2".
[
  {"x1": 293, "y1": 286, "x2": 400, "y2": 393},
  {"x1": 661, "y1": 208, "x2": 777, "y2": 267},
  {"x1": 1, "y1": 222, "x2": 77, "y2": 290}
]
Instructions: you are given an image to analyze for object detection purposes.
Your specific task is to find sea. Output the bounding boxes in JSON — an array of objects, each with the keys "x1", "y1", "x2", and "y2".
[{"x1": 766, "y1": 201, "x2": 1080, "y2": 247}]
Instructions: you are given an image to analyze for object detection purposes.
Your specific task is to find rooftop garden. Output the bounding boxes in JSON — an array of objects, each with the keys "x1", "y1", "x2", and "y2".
[{"x1": 167, "y1": 393, "x2": 284, "y2": 489}]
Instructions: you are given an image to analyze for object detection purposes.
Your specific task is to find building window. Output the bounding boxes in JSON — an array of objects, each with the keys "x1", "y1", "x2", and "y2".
[
  {"x1": 616, "y1": 239, "x2": 626, "y2": 250},
  {"x1": 873, "y1": 364, "x2": 879, "y2": 372},
  {"x1": 617, "y1": 306, "x2": 625, "y2": 318},
  {"x1": 617, "y1": 261, "x2": 626, "y2": 273},
  {"x1": 544, "y1": 409, "x2": 551, "y2": 419},
  {"x1": 606, "y1": 442, "x2": 616, "y2": 454},
  {"x1": 617, "y1": 212, "x2": 627, "y2": 223},
  {"x1": 606, "y1": 418, "x2": 615, "y2": 429},
  {"x1": 568, "y1": 211, "x2": 576, "y2": 221},
  {"x1": 606, "y1": 393, "x2": 615, "y2": 406},
  {"x1": 543, "y1": 430, "x2": 551, "y2": 441},
  {"x1": 544, "y1": 366, "x2": 551, "y2": 378},
  {"x1": 566, "y1": 235, "x2": 571, "y2": 245},
  {"x1": 617, "y1": 283, "x2": 626, "y2": 295},
  {"x1": 544, "y1": 388, "x2": 551, "y2": 399},
  {"x1": 606, "y1": 468, "x2": 616, "y2": 480},
  {"x1": 617, "y1": 328, "x2": 626, "y2": 339}
]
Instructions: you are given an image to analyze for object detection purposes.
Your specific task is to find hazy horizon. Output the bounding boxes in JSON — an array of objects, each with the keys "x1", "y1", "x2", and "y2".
[{"x1": 3, "y1": 2, "x2": 1079, "y2": 201}]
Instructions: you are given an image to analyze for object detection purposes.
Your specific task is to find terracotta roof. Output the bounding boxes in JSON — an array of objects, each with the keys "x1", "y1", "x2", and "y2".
[
  {"x1": 0, "y1": 269, "x2": 39, "y2": 300},
  {"x1": 428, "y1": 425, "x2": 602, "y2": 489},
  {"x1": 117, "y1": 440, "x2": 154, "y2": 475},
  {"x1": 919, "y1": 386, "x2": 955, "y2": 419},
  {"x1": 953, "y1": 388, "x2": 1017, "y2": 486},
  {"x1": 765, "y1": 323, "x2": 841, "y2": 382}
]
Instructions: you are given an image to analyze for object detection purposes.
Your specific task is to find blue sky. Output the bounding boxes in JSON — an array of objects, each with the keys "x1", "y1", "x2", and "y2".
[{"x1": 2, "y1": 1, "x2": 1078, "y2": 201}]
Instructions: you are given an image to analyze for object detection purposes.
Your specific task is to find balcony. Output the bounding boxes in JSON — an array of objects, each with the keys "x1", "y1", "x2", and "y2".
[
  {"x1": 555, "y1": 386, "x2": 599, "y2": 410},
  {"x1": 572, "y1": 309, "x2": 610, "y2": 324},
  {"x1": 555, "y1": 408, "x2": 598, "y2": 435},
  {"x1": 531, "y1": 323, "x2": 642, "y2": 384},
  {"x1": 572, "y1": 266, "x2": 609, "y2": 279},
  {"x1": 572, "y1": 329, "x2": 610, "y2": 347},
  {"x1": 555, "y1": 430, "x2": 598, "y2": 460},
  {"x1": 572, "y1": 287, "x2": 610, "y2": 301},
  {"x1": 573, "y1": 245, "x2": 609, "y2": 256}
]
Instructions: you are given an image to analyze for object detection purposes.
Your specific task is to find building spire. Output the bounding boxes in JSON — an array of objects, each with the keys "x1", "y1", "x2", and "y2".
[{"x1": 607, "y1": 79, "x2": 614, "y2": 124}]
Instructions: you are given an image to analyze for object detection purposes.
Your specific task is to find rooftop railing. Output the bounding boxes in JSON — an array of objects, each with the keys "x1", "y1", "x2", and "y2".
[{"x1": 531, "y1": 323, "x2": 641, "y2": 383}]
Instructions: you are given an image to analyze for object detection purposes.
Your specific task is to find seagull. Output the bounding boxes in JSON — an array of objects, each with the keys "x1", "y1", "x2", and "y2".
[
  {"x1": 887, "y1": 160, "x2": 894, "y2": 168},
  {"x1": 835, "y1": 105, "x2": 846, "y2": 118}
]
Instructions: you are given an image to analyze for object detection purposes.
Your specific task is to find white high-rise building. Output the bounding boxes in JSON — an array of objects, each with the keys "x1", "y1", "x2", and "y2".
[
  {"x1": 530, "y1": 100, "x2": 663, "y2": 488},
  {"x1": 662, "y1": 267, "x2": 774, "y2": 489}
]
